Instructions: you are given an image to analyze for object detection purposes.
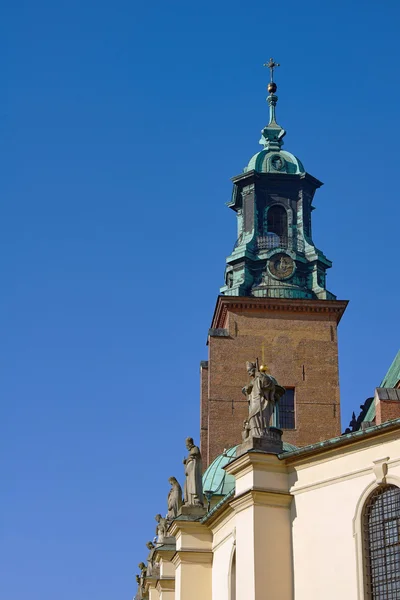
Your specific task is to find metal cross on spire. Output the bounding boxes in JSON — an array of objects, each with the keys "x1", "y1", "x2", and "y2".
[{"x1": 263, "y1": 58, "x2": 280, "y2": 83}]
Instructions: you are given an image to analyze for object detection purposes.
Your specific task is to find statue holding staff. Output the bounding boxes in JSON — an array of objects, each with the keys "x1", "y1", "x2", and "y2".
[{"x1": 242, "y1": 359, "x2": 285, "y2": 437}]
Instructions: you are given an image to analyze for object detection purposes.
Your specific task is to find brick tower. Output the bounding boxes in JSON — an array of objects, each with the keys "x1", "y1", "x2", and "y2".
[{"x1": 200, "y1": 60, "x2": 348, "y2": 468}]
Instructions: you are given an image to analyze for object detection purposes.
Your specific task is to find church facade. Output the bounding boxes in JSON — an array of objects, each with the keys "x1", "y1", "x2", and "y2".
[{"x1": 135, "y1": 64, "x2": 400, "y2": 600}]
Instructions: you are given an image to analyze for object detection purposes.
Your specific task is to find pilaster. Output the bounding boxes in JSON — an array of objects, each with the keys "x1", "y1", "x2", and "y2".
[
  {"x1": 155, "y1": 578, "x2": 175, "y2": 600},
  {"x1": 153, "y1": 546, "x2": 176, "y2": 600},
  {"x1": 169, "y1": 520, "x2": 212, "y2": 600},
  {"x1": 226, "y1": 451, "x2": 293, "y2": 600},
  {"x1": 145, "y1": 577, "x2": 160, "y2": 600}
]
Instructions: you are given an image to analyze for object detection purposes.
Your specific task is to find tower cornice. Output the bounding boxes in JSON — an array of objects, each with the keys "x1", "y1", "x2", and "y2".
[
  {"x1": 231, "y1": 170, "x2": 323, "y2": 188},
  {"x1": 210, "y1": 295, "x2": 348, "y2": 330}
]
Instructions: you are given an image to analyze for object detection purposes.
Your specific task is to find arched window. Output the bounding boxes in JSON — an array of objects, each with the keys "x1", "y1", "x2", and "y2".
[
  {"x1": 363, "y1": 484, "x2": 400, "y2": 598},
  {"x1": 266, "y1": 205, "x2": 287, "y2": 237}
]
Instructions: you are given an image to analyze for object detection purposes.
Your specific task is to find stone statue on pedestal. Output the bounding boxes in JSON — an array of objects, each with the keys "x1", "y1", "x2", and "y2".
[
  {"x1": 167, "y1": 476, "x2": 182, "y2": 519},
  {"x1": 237, "y1": 360, "x2": 285, "y2": 456},
  {"x1": 242, "y1": 360, "x2": 285, "y2": 437},
  {"x1": 154, "y1": 514, "x2": 168, "y2": 544},
  {"x1": 145, "y1": 541, "x2": 159, "y2": 578},
  {"x1": 135, "y1": 562, "x2": 147, "y2": 600},
  {"x1": 183, "y1": 437, "x2": 204, "y2": 507}
]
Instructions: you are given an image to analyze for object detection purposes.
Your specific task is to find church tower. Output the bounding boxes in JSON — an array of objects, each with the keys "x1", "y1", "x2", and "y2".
[{"x1": 200, "y1": 61, "x2": 348, "y2": 467}]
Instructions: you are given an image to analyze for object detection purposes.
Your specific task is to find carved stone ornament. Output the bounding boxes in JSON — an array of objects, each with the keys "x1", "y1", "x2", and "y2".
[
  {"x1": 270, "y1": 154, "x2": 285, "y2": 171},
  {"x1": 268, "y1": 253, "x2": 295, "y2": 280},
  {"x1": 372, "y1": 457, "x2": 389, "y2": 484}
]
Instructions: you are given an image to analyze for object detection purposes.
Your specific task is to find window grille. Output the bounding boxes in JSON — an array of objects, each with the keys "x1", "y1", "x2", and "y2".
[
  {"x1": 363, "y1": 485, "x2": 400, "y2": 599},
  {"x1": 279, "y1": 388, "x2": 295, "y2": 429}
]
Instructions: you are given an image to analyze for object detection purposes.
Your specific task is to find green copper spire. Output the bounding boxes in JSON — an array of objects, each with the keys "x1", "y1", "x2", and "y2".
[
  {"x1": 259, "y1": 58, "x2": 286, "y2": 151},
  {"x1": 220, "y1": 61, "x2": 336, "y2": 301}
]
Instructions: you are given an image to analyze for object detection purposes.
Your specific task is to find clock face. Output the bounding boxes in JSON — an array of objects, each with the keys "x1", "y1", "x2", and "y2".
[{"x1": 268, "y1": 253, "x2": 295, "y2": 280}]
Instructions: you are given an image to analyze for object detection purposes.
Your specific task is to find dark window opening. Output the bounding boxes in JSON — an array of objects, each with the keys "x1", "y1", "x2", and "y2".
[
  {"x1": 363, "y1": 485, "x2": 400, "y2": 599},
  {"x1": 279, "y1": 388, "x2": 295, "y2": 429},
  {"x1": 266, "y1": 205, "x2": 288, "y2": 238}
]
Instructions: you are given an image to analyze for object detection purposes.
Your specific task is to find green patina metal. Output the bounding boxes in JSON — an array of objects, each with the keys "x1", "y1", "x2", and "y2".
[
  {"x1": 381, "y1": 350, "x2": 400, "y2": 389},
  {"x1": 202, "y1": 441, "x2": 299, "y2": 499},
  {"x1": 280, "y1": 417, "x2": 400, "y2": 460},
  {"x1": 220, "y1": 64, "x2": 335, "y2": 301},
  {"x1": 361, "y1": 350, "x2": 400, "y2": 424}
]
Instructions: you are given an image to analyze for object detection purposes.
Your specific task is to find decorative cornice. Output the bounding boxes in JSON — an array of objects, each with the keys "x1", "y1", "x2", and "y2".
[
  {"x1": 230, "y1": 171, "x2": 323, "y2": 188},
  {"x1": 207, "y1": 504, "x2": 235, "y2": 532},
  {"x1": 171, "y1": 550, "x2": 213, "y2": 567},
  {"x1": 156, "y1": 578, "x2": 175, "y2": 593},
  {"x1": 144, "y1": 576, "x2": 158, "y2": 592},
  {"x1": 282, "y1": 417, "x2": 400, "y2": 465},
  {"x1": 153, "y1": 547, "x2": 176, "y2": 563},
  {"x1": 211, "y1": 296, "x2": 348, "y2": 329},
  {"x1": 230, "y1": 488, "x2": 292, "y2": 512},
  {"x1": 168, "y1": 520, "x2": 210, "y2": 538}
]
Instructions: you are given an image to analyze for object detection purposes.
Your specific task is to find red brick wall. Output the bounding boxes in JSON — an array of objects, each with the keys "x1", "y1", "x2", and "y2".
[
  {"x1": 200, "y1": 298, "x2": 346, "y2": 468},
  {"x1": 375, "y1": 389, "x2": 400, "y2": 425},
  {"x1": 200, "y1": 362, "x2": 209, "y2": 463}
]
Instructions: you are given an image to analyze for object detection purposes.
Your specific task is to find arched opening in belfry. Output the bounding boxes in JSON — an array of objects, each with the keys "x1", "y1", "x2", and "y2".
[{"x1": 266, "y1": 205, "x2": 288, "y2": 239}]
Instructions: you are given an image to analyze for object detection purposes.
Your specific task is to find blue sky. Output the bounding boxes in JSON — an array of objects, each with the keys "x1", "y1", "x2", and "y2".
[{"x1": 1, "y1": 0, "x2": 399, "y2": 598}]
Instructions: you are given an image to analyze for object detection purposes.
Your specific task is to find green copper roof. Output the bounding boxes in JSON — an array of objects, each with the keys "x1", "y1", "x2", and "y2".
[
  {"x1": 245, "y1": 149, "x2": 305, "y2": 174},
  {"x1": 202, "y1": 446, "x2": 237, "y2": 497},
  {"x1": 243, "y1": 76, "x2": 304, "y2": 175},
  {"x1": 361, "y1": 349, "x2": 400, "y2": 424},
  {"x1": 202, "y1": 442, "x2": 298, "y2": 497},
  {"x1": 381, "y1": 350, "x2": 400, "y2": 388}
]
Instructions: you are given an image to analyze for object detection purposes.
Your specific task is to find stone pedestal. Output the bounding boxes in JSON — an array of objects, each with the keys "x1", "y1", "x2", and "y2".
[
  {"x1": 153, "y1": 545, "x2": 176, "y2": 600},
  {"x1": 236, "y1": 427, "x2": 283, "y2": 458},
  {"x1": 178, "y1": 504, "x2": 207, "y2": 518},
  {"x1": 155, "y1": 536, "x2": 175, "y2": 547}
]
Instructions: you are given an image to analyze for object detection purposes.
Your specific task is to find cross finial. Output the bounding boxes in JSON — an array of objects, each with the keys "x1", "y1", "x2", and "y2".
[{"x1": 263, "y1": 57, "x2": 280, "y2": 83}]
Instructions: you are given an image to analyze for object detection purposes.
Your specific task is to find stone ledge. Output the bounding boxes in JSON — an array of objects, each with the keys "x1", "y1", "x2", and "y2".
[{"x1": 208, "y1": 328, "x2": 230, "y2": 338}]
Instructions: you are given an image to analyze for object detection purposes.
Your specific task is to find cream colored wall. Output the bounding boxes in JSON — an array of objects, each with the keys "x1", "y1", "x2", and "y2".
[
  {"x1": 175, "y1": 561, "x2": 212, "y2": 600},
  {"x1": 235, "y1": 467, "x2": 288, "y2": 496},
  {"x1": 235, "y1": 504, "x2": 256, "y2": 600},
  {"x1": 211, "y1": 518, "x2": 236, "y2": 600},
  {"x1": 156, "y1": 580, "x2": 175, "y2": 600},
  {"x1": 290, "y1": 437, "x2": 400, "y2": 600},
  {"x1": 149, "y1": 586, "x2": 160, "y2": 600},
  {"x1": 167, "y1": 433, "x2": 400, "y2": 600},
  {"x1": 254, "y1": 503, "x2": 293, "y2": 599},
  {"x1": 224, "y1": 453, "x2": 293, "y2": 600},
  {"x1": 160, "y1": 558, "x2": 175, "y2": 579},
  {"x1": 175, "y1": 529, "x2": 212, "y2": 551}
]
